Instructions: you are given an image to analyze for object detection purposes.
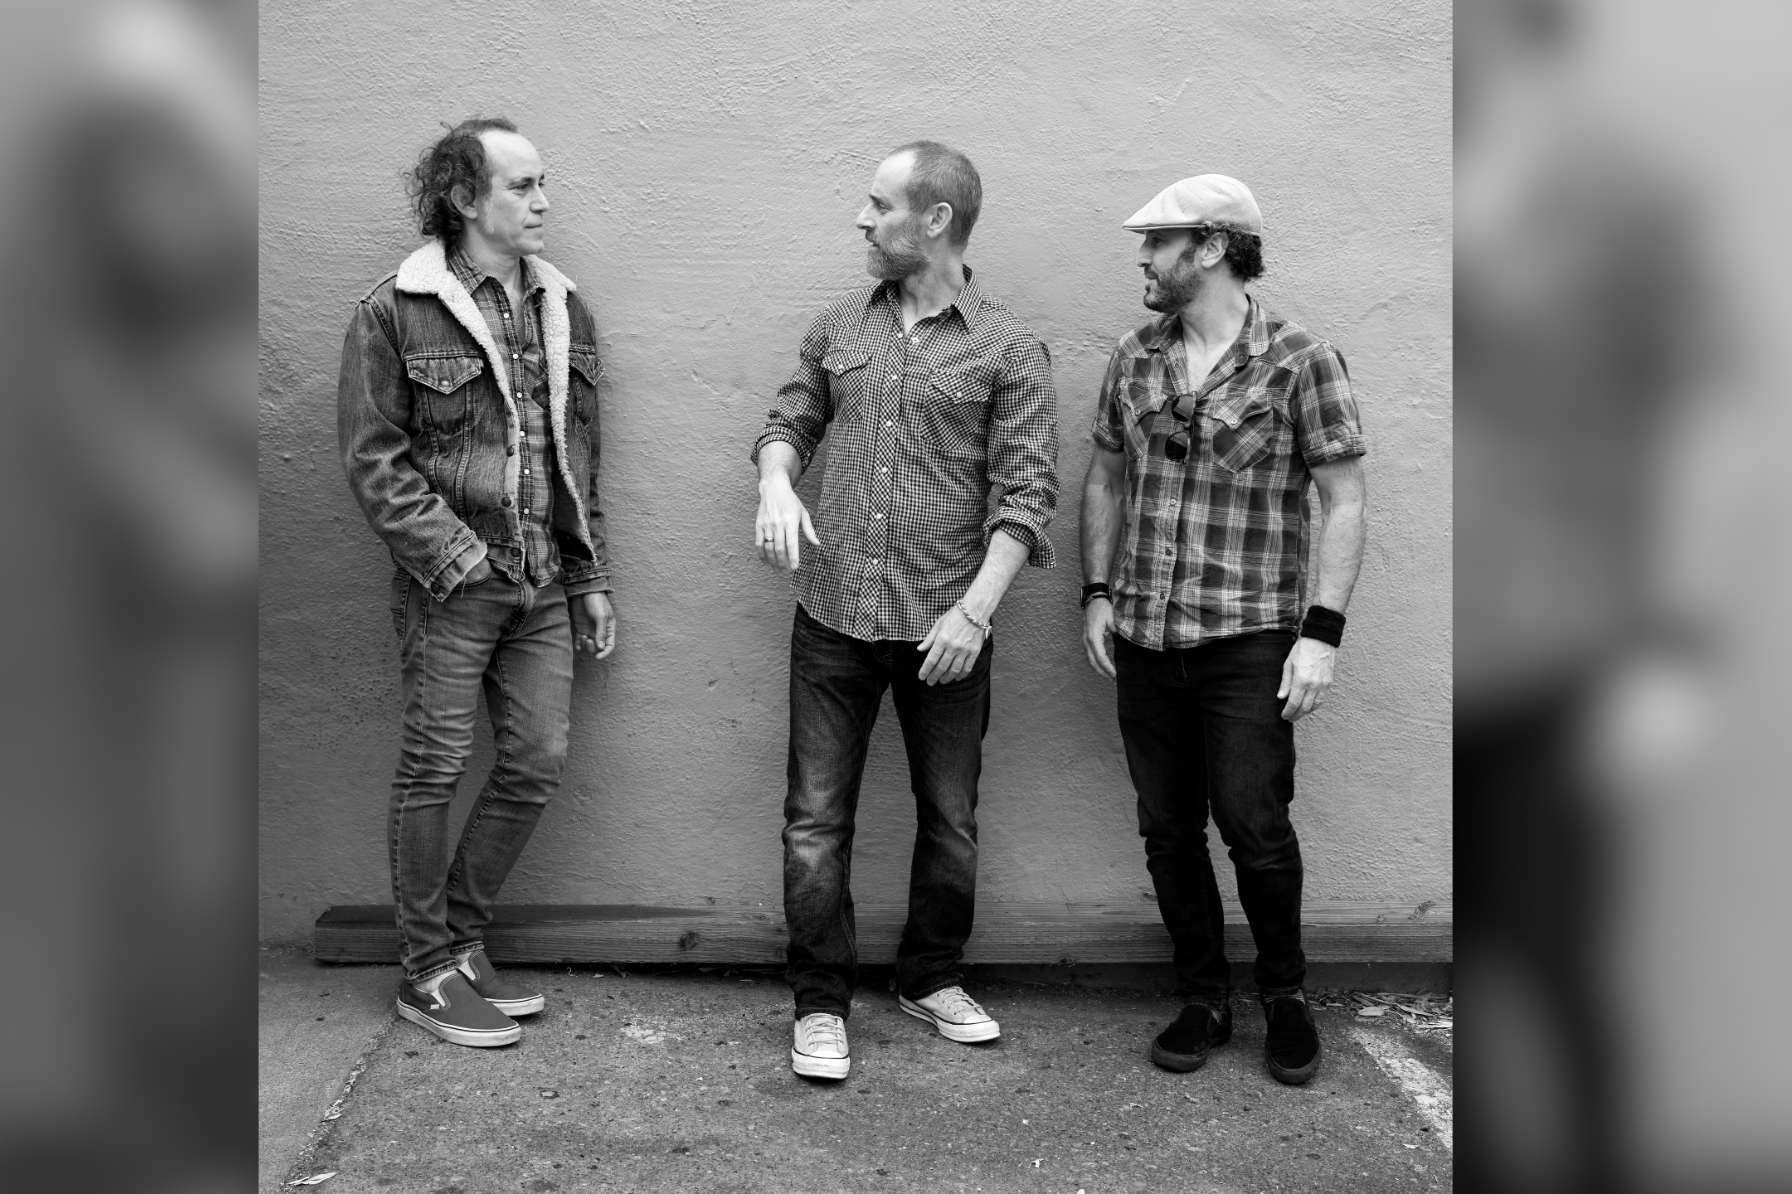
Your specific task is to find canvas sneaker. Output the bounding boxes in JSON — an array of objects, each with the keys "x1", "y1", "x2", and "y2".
[
  {"x1": 1262, "y1": 992, "x2": 1321, "y2": 1085},
  {"x1": 455, "y1": 949, "x2": 545, "y2": 1017},
  {"x1": 899, "y1": 986, "x2": 1001, "y2": 1043},
  {"x1": 1149, "y1": 1001, "x2": 1233, "y2": 1072},
  {"x1": 791, "y1": 1012, "x2": 850, "y2": 1080},
  {"x1": 395, "y1": 969, "x2": 521, "y2": 1048}
]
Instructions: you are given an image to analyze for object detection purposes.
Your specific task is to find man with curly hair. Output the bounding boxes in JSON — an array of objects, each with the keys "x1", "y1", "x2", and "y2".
[
  {"x1": 338, "y1": 117, "x2": 615, "y2": 1047},
  {"x1": 1080, "y1": 175, "x2": 1367, "y2": 1084}
]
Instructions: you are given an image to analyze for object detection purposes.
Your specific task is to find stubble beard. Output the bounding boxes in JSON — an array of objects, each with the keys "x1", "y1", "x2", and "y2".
[{"x1": 865, "y1": 219, "x2": 928, "y2": 280}]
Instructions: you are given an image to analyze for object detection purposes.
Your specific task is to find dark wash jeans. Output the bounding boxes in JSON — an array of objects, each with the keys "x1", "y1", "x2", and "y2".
[
  {"x1": 1114, "y1": 630, "x2": 1305, "y2": 1003},
  {"x1": 389, "y1": 567, "x2": 573, "y2": 982},
  {"x1": 783, "y1": 604, "x2": 991, "y2": 1019}
]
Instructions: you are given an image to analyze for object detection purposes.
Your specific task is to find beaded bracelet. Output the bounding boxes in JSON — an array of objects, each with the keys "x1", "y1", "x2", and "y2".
[{"x1": 955, "y1": 599, "x2": 992, "y2": 635}]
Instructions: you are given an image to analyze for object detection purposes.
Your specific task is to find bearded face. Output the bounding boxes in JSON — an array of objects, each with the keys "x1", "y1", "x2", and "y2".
[
  {"x1": 865, "y1": 210, "x2": 928, "y2": 280},
  {"x1": 1142, "y1": 240, "x2": 1204, "y2": 311}
]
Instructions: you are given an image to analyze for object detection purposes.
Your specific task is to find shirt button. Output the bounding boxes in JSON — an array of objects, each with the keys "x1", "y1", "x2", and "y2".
[
  {"x1": 522, "y1": 468, "x2": 531, "y2": 476},
  {"x1": 501, "y1": 496, "x2": 513, "y2": 507},
  {"x1": 516, "y1": 391, "x2": 523, "y2": 399},
  {"x1": 884, "y1": 420, "x2": 893, "y2": 428},
  {"x1": 513, "y1": 353, "x2": 520, "y2": 360},
  {"x1": 507, "y1": 444, "x2": 517, "y2": 456},
  {"x1": 879, "y1": 466, "x2": 889, "y2": 473},
  {"x1": 502, "y1": 311, "x2": 511, "y2": 319},
  {"x1": 889, "y1": 374, "x2": 898, "y2": 381},
  {"x1": 874, "y1": 512, "x2": 884, "y2": 520},
  {"x1": 522, "y1": 508, "x2": 530, "y2": 515}
]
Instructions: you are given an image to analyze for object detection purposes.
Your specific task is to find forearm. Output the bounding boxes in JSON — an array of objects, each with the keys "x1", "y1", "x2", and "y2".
[
  {"x1": 1309, "y1": 496, "x2": 1366, "y2": 613},
  {"x1": 756, "y1": 440, "x2": 804, "y2": 490},
  {"x1": 957, "y1": 529, "x2": 1031, "y2": 623},
  {"x1": 1080, "y1": 463, "x2": 1124, "y2": 585}
]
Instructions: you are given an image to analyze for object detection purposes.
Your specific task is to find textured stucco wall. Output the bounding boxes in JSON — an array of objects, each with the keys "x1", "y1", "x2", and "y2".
[{"x1": 259, "y1": 0, "x2": 1451, "y2": 944}]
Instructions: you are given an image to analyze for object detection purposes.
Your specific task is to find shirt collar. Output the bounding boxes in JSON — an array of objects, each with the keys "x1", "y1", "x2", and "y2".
[
  {"x1": 1143, "y1": 293, "x2": 1269, "y2": 361},
  {"x1": 449, "y1": 246, "x2": 542, "y2": 298},
  {"x1": 870, "y1": 265, "x2": 983, "y2": 330}
]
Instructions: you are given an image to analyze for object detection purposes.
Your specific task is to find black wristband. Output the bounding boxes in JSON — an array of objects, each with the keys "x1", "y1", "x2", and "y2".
[
  {"x1": 1080, "y1": 582, "x2": 1112, "y2": 608},
  {"x1": 1300, "y1": 604, "x2": 1346, "y2": 647}
]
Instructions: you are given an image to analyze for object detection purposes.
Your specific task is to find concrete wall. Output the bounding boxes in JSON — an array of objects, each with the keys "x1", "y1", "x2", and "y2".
[{"x1": 259, "y1": 0, "x2": 1451, "y2": 945}]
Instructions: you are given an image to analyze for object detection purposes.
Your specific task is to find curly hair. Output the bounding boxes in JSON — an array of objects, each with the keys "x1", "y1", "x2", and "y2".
[
  {"x1": 1188, "y1": 224, "x2": 1266, "y2": 282},
  {"x1": 406, "y1": 116, "x2": 518, "y2": 244}
]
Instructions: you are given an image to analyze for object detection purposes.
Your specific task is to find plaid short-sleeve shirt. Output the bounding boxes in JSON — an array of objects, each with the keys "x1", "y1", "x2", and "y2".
[
  {"x1": 752, "y1": 269, "x2": 1059, "y2": 643},
  {"x1": 1090, "y1": 298, "x2": 1365, "y2": 650}
]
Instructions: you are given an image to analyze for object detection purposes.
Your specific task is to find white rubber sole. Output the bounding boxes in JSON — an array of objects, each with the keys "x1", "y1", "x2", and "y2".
[
  {"x1": 790, "y1": 1049, "x2": 850, "y2": 1080},
  {"x1": 899, "y1": 996, "x2": 1001, "y2": 1043},
  {"x1": 395, "y1": 999, "x2": 522, "y2": 1047},
  {"x1": 484, "y1": 993, "x2": 545, "y2": 1017}
]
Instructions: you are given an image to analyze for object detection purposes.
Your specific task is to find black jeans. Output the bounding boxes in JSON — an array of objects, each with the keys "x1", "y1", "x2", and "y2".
[
  {"x1": 782, "y1": 605, "x2": 992, "y2": 1019},
  {"x1": 1114, "y1": 630, "x2": 1305, "y2": 1001}
]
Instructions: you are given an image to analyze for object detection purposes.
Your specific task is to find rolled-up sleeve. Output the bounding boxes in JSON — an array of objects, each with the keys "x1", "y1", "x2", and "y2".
[
  {"x1": 1089, "y1": 348, "x2": 1127, "y2": 452},
  {"x1": 1292, "y1": 343, "x2": 1367, "y2": 467},
  {"x1": 751, "y1": 312, "x2": 833, "y2": 471},
  {"x1": 982, "y1": 338, "x2": 1060, "y2": 568}
]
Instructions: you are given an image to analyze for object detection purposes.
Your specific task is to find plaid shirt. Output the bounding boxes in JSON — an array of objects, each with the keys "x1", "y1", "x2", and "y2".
[
  {"x1": 752, "y1": 270, "x2": 1059, "y2": 642},
  {"x1": 1091, "y1": 297, "x2": 1365, "y2": 650},
  {"x1": 448, "y1": 250, "x2": 566, "y2": 588}
]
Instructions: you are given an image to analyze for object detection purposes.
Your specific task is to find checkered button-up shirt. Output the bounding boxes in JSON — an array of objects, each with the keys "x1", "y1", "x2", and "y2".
[
  {"x1": 448, "y1": 250, "x2": 563, "y2": 587},
  {"x1": 752, "y1": 270, "x2": 1059, "y2": 642},
  {"x1": 1091, "y1": 297, "x2": 1365, "y2": 650}
]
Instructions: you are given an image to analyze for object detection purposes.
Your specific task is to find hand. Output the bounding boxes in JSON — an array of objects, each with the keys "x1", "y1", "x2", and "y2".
[
  {"x1": 571, "y1": 592, "x2": 616, "y2": 660},
  {"x1": 463, "y1": 557, "x2": 494, "y2": 588},
  {"x1": 755, "y1": 474, "x2": 820, "y2": 573},
  {"x1": 917, "y1": 603, "x2": 987, "y2": 686},
  {"x1": 1082, "y1": 597, "x2": 1117, "y2": 679},
  {"x1": 1277, "y1": 636, "x2": 1336, "y2": 720}
]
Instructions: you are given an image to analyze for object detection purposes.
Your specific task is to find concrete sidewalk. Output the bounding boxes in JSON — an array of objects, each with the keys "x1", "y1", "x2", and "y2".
[{"x1": 260, "y1": 946, "x2": 1451, "y2": 1193}]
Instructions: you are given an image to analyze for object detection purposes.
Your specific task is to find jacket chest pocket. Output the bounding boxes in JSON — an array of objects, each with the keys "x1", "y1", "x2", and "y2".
[
  {"x1": 406, "y1": 353, "x2": 485, "y2": 434},
  {"x1": 824, "y1": 350, "x2": 872, "y2": 426},
  {"x1": 1201, "y1": 389, "x2": 1282, "y2": 473},
  {"x1": 569, "y1": 347, "x2": 603, "y2": 428},
  {"x1": 919, "y1": 364, "x2": 994, "y2": 463}
]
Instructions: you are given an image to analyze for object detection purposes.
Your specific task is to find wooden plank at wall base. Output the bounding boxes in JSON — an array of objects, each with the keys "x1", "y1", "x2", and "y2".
[{"x1": 314, "y1": 900, "x2": 1451, "y2": 966}]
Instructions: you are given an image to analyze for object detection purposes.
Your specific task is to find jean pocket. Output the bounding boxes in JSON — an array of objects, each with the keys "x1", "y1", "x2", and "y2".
[{"x1": 389, "y1": 570, "x2": 411, "y2": 639}]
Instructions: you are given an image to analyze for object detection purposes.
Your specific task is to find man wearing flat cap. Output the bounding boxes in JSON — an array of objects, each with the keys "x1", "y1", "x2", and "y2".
[{"x1": 1079, "y1": 175, "x2": 1367, "y2": 1084}]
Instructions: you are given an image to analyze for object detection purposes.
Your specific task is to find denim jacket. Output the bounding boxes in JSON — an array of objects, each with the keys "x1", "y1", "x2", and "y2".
[{"x1": 338, "y1": 240, "x2": 610, "y2": 601}]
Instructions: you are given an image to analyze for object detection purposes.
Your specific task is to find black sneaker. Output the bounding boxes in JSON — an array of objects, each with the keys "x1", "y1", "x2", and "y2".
[
  {"x1": 1263, "y1": 992, "x2": 1321, "y2": 1085},
  {"x1": 1149, "y1": 1001, "x2": 1233, "y2": 1072}
]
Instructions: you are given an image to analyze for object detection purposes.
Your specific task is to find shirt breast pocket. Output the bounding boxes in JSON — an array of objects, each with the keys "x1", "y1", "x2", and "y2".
[
  {"x1": 406, "y1": 352, "x2": 484, "y2": 434},
  {"x1": 922, "y1": 365, "x2": 994, "y2": 464},
  {"x1": 1120, "y1": 378, "x2": 1169, "y2": 458},
  {"x1": 823, "y1": 350, "x2": 872, "y2": 426},
  {"x1": 1202, "y1": 389, "x2": 1282, "y2": 473}
]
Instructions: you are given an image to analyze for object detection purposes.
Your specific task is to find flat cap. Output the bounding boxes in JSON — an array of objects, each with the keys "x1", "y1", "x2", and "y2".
[{"x1": 1122, "y1": 174, "x2": 1262, "y2": 235}]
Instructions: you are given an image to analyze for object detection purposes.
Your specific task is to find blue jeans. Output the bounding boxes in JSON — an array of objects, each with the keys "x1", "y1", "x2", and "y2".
[
  {"x1": 1114, "y1": 630, "x2": 1305, "y2": 1002},
  {"x1": 388, "y1": 567, "x2": 573, "y2": 981},
  {"x1": 783, "y1": 605, "x2": 991, "y2": 1019}
]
